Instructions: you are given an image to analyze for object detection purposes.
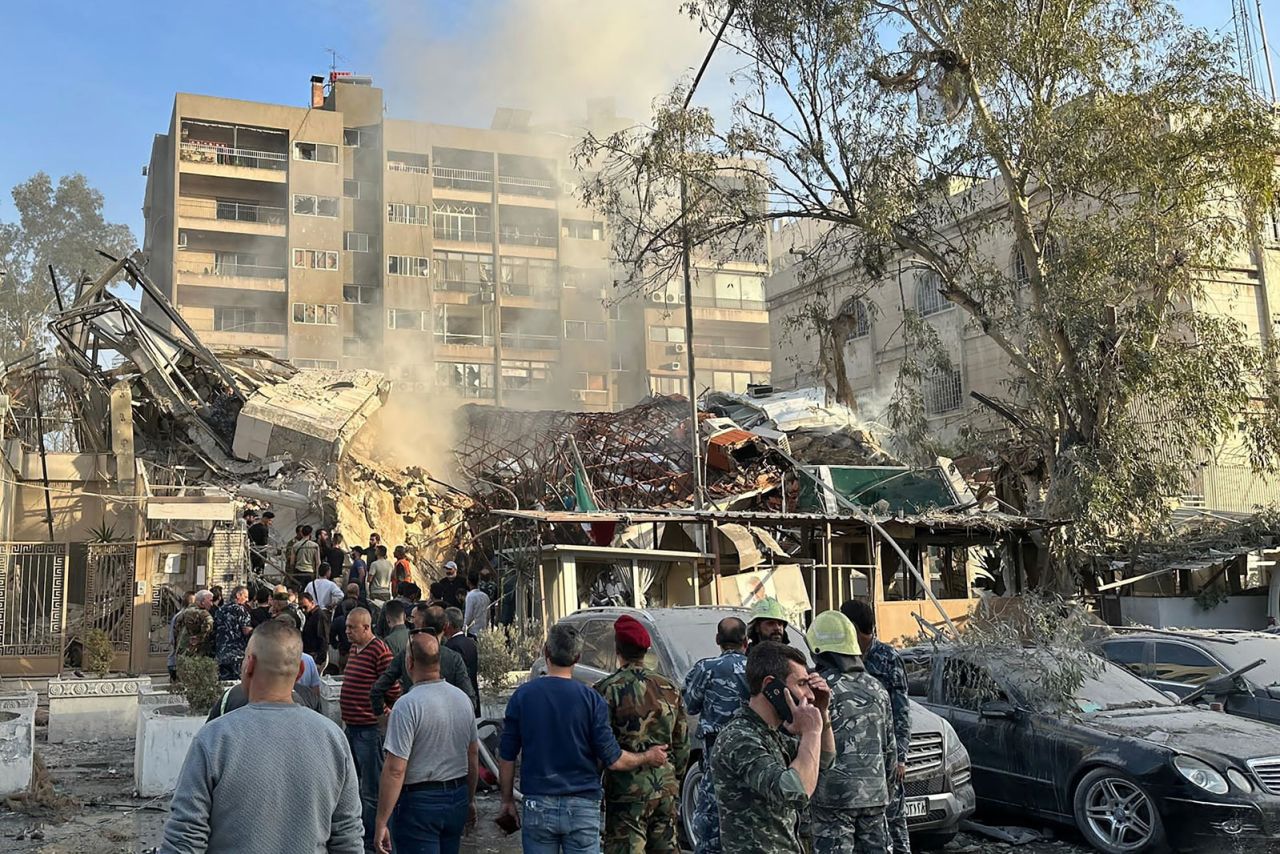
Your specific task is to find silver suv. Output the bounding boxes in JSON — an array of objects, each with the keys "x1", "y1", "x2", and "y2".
[{"x1": 530, "y1": 606, "x2": 975, "y2": 850}]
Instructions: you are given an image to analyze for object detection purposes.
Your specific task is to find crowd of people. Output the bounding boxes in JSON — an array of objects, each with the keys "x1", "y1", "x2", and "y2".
[{"x1": 163, "y1": 556, "x2": 912, "y2": 854}]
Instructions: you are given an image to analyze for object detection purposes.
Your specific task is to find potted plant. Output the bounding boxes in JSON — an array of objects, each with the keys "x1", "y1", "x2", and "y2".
[
  {"x1": 134, "y1": 655, "x2": 218, "y2": 797},
  {"x1": 47, "y1": 628, "x2": 152, "y2": 744}
]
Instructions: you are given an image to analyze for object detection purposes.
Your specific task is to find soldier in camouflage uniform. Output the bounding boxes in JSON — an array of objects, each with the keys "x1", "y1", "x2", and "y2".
[
  {"x1": 174, "y1": 590, "x2": 215, "y2": 660},
  {"x1": 843, "y1": 599, "x2": 912, "y2": 853},
  {"x1": 682, "y1": 616, "x2": 749, "y2": 854},
  {"x1": 808, "y1": 610, "x2": 896, "y2": 853},
  {"x1": 713, "y1": 641, "x2": 835, "y2": 854},
  {"x1": 595, "y1": 615, "x2": 690, "y2": 853}
]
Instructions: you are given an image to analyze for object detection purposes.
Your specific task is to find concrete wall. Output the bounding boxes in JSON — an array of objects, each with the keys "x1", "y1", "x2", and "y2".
[{"x1": 1117, "y1": 595, "x2": 1269, "y2": 630}]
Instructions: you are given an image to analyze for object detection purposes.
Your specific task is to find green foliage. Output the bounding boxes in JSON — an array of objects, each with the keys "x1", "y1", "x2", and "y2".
[
  {"x1": 0, "y1": 173, "x2": 135, "y2": 360},
  {"x1": 86, "y1": 518, "x2": 124, "y2": 543},
  {"x1": 576, "y1": 0, "x2": 1280, "y2": 589},
  {"x1": 476, "y1": 623, "x2": 542, "y2": 696},
  {"x1": 174, "y1": 655, "x2": 221, "y2": 716},
  {"x1": 81, "y1": 628, "x2": 115, "y2": 678}
]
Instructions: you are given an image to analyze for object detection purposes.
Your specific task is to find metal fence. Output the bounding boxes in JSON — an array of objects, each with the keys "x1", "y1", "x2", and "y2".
[
  {"x1": 82, "y1": 543, "x2": 137, "y2": 653},
  {"x1": 0, "y1": 543, "x2": 67, "y2": 659}
]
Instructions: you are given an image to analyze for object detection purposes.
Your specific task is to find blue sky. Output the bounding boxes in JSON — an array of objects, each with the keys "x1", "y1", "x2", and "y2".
[{"x1": 0, "y1": 0, "x2": 1270, "y2": 239}]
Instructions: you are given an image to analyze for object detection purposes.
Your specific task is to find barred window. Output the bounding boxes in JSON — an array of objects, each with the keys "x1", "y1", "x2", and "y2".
[
  {"x1": 915, "y1": 271, "x2": 951, "y2": 316},
  {"x1": 923, "y1": 367, "x2": 963, "y2": 415},
  {"x1": 840, "y1": 297, "x2": 871, "y2": 340}
]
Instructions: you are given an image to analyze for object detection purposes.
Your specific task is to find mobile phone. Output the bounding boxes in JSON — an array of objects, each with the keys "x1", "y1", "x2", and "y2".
[{"x1": 762, "y1": 679, "x2": 793, "y2": 724}]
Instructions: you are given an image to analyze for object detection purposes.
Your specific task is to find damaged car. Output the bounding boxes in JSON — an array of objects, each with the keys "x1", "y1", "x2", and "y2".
[{"x1": 904, "y1": 645, "x2": 1280, "y2": 854}]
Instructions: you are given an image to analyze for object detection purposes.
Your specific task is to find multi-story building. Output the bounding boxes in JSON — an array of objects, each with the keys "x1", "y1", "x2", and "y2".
[
  {"x1": 765, "y1": 195, "x2": 1280, "y2": 514},
  {"x1": 141, "y1": 74, "x2": 771, "y2": 411}
]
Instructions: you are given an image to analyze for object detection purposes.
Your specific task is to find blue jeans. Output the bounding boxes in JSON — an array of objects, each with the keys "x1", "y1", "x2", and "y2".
[
  {"x1": 392, "y1": 785, "x2": 469, "y2": 854},
  {"x1": 521, "y1": 794, "x2": 602, "y2": 854},
  {"x1": 346, "y1": 724, "x2": 383, "y2": 847}
]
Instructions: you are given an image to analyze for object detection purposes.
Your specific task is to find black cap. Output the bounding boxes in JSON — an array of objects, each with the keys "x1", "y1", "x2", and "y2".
[{"x1": 262, "y1": 511, "x2": 275, "y2": 519}]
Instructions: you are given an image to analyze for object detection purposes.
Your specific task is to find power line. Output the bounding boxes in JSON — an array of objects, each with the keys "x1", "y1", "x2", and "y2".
[{"x1": 684, "y1": 2, "x2": 738, "y2": 109}]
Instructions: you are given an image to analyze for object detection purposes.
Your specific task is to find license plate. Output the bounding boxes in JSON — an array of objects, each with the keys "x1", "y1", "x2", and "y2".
[{"x1": 903, "y1": 798, "x2": 928, "y2": 819}]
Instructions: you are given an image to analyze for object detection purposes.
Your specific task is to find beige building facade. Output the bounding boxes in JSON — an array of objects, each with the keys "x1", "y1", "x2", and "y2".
[
  {"x1": 141, "y1": 76, "x2": 771, "y2": 411},
  {"x1": 765, "y1": 192, "x2": 1280, "y2": 514}
]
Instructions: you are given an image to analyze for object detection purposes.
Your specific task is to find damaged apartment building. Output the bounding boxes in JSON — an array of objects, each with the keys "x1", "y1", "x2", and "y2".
[
  {"x1": 0, "y1": 253, "x2": 469, "y2": 677},
  {"x1": 140, "y1": 73, "x2": 773, "y2": 411}
]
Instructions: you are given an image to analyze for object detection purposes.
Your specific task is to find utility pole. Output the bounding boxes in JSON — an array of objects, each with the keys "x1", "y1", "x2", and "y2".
[{"x1": 1256, "y1": 0, "x2": 1278, "y2": 102}]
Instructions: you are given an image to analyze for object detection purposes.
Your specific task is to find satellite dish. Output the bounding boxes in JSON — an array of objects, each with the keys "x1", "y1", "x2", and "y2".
[{"x1": 917, "y1": 64, "x2": 969, "y2": 125}]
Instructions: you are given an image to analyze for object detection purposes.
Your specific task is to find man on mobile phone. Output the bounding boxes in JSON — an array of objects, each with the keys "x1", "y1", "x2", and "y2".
[{"x1": 712, "y1": 641, "x2": 835, "y2": 853}]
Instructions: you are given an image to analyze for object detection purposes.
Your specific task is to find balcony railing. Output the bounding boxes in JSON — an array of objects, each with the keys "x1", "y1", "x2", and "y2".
[
  {"x1": 434, "y1": 226, "x2": 492, "y2": 243},
  {"x1": 212, "y1": 321, "x2": 286, "y2": 335},
  {"x1": 215, "y1": 201, "x2": 286, "y2": 225},
  {"x1": 499, "y1": 229, "x2": 557, "y2": 248},
  {"x1": 693, "y1": 342, "x2": 772, "y2": 361},
  {"x1": 498, "y1": 174, "x2": 556, "y2": 198},
  {"x1": 501, "y1": 332, "x2": 561, "y2": 350},
  {"x1": 178, "y1": 261, "x2": 286, "y2": 279},
  {"x1": 434, "y1": 332, "x2": 495, "y2": 347},
  {"x1": 692, "y1": 295, "x2": 767, "y2": 311},
  {"x1": 434, "y1": 279, "x2": 487, "y2": 294},
  {"x1": 388, "y1": 161, "x2": 431, "y2": 175},
  {"x1": 433, "y1": 166, "x2": 493, "y2": 191},
  {"x1": 180, "y1": 142, "x2": 287, "y2": 171}
]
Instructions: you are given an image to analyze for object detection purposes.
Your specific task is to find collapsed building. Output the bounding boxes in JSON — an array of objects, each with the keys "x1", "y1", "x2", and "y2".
[{"x1": 0, "y1": 252, "x2": 468, "y2": 676}]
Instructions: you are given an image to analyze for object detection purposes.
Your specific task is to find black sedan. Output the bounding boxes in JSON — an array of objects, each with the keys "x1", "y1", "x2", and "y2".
[{"x1": 903, "y1": 644, "x2": 1280, "y2": 854}]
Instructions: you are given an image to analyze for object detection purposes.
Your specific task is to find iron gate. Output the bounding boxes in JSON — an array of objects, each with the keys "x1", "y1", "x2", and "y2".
[
  {"x1": 0, "y1": 543, "x2": 67, "y2": 666},
  {"x1": 83, "y1": 542, "x2": 137, "y2": 653}
]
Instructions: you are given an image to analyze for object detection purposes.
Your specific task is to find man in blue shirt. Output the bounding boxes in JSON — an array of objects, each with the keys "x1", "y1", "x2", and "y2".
[{"x1": 499, "y1": 622, "x2": 670, "y2": 853}]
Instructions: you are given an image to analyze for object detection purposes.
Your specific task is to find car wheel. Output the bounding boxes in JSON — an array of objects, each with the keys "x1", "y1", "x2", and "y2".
[
  {"x1": 1073, "y1": 767, "x2": 1168, "y2": 854},
  {"x1": 680, "y1": 760, "x2": 702, "y2": 850}
]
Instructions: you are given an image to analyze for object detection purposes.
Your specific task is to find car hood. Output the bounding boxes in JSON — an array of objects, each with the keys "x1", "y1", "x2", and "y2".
[
  {"x1": 909, "y1": 698, "x2": 946, "y2": 734},
  {"x1": 1086, "y1": 705, "x2": 1280, "y2": 762}
]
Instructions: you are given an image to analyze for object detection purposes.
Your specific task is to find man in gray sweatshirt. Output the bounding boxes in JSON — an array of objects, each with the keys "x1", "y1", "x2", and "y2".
[{"x1": 161, "y1": 619, "x2": 363, "y2": 854}]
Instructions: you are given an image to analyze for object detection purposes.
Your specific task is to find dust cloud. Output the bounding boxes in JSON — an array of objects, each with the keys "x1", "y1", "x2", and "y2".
[
  {"x1": 353, "y1": 388, "x2": 461, "y2": 486},
  {"x1": 376, "y1": 0, "x2": 707, "y2": 127}
]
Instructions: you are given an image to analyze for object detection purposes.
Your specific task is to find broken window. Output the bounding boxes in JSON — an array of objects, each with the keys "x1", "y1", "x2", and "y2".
[
  {"x1": 343, "y1": 128, "x2": 362, "y2": 147},
  {"x1": 343, "y1": 285, "x2": 379, "y2": 305},
  {"x1": 574, "y1": 372, "x2": 607, "y2": 392},
  {"x1": 344, "y1": 232, "x2": 369, "y2": 253},
  {"x1": 434, "y1": 251, "x2": 493, "y2": 290},
  {"x1": 293, "y1": 194, "x2": 339, "y2": 218},
  {"x1": 437, "y1": 361, "x2": 495, "y2": 397},
  {"x1": 501, "y1": 257, "x2": 556, "y2": 295},
  {"x1": 502, "y1": 360, "x2": 552, "y2": 390},
  {"x1": 292, "y1": 249, "x2": 339, "y2": 270},
  {"x1": 942, "y1": 658, "x2": 1005, "y2": 711},
  {"x1": 387, "y1": 150, "x2": 430, "y2": 173},
  {"x1": 387, "y1": 255, "x2": 430, "y2": 277},
  {"x1": 650, "y1": 375, "x2": 688, "y2": 396},
  {"x1": 388, "y1": 203, "x2": 429, "y2": 225},
  {"x1": 904, "y1": 656, "x2": 934, "y2": 698},
  {"x1": 561, "y1": 219, "x2": 604, "y2": 241},
  {"x1": 1150, "y1": 642, "x2": 1223, "y2": 687},
  {"x1": 387, "y1": 309, "x2": 427, "y2": 330},
  {"x1": 293, "y1": 141, "x2": 337, "y2": 163},
  {"x1": 291, "y1": 303, "x2": 338, "y2": 326}
]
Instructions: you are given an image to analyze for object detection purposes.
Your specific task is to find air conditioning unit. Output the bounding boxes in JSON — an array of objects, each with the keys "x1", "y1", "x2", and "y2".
[
  {"x1": 672, "y1": 343, "x2": 686, "y2": 354},
  {"x1": 572, "y1": 389, "x2": 588, "y2": 401},
  {"x1": 478, "y1": 292, "x2": 495, "y2": 303},
  {"x1": 665, "y1": 293, "x2": 680, "y2": 304},
  {"x1": 667, "y1": 362, "x2": 682, "y2": 371},
  {"x1": 650, "y1": 292, "x2": 666, "y2": 304}
]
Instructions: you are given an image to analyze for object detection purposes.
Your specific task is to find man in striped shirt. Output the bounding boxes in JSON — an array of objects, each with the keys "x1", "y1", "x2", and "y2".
[{"x1": 340, "y1": 607, "x2": 398, "y2": 851}]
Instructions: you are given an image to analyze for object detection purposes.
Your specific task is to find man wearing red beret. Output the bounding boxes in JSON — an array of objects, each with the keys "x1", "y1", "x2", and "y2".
[{"x1": 594, "y1": 614, "x2": 690, "y2": 853}]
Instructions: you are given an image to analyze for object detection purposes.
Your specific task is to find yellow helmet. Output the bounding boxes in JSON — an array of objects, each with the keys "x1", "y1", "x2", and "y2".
[
  {"x1": 807, "y1": 610, "x2": 863, "y2": 657},
  {"x1": 749, "y1": 597, "x2": 789, "y2": 626}
]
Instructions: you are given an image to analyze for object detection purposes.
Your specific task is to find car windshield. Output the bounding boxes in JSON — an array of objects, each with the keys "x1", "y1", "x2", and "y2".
[
  {"x1": 657, "y1": 612, "x2": 810, "y2": 679},
  {"x1": 999, "y1": 650, "x2": 1177, "y2": 713},
  {"x1": 1212, "y1": 638, "x2": 1280, "y2": 687}
]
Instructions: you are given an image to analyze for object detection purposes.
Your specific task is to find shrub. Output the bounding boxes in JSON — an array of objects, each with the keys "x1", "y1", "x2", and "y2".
[
  {"x1": 175, "y1": 656, "x2": 221, "y2": 716},
  {"x1": 476, "y1": 623, "x2": 542, "y2": 695},
  {"x1": 82, "y1": 628, "x2": 115, "y2": 678}
]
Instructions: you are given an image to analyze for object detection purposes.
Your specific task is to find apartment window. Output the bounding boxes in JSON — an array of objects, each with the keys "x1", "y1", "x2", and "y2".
[
  {"x1": 502, "y1": 360, "x2": 552, "y2": 390},
  {"x1": 840, "y1": 297, "x2": 871, "y2": 340},
  {"x1": 294, "y1": 358, "x2": 339, "y2": 369},
  {"x1": 344, "y1": 179, "x2": 370, "y2": 199},
  {"x1": 500, "y1": 257, "x2": 556, "y2": 294},
  {"x1": 434, "y1": 251, "x2": 494, "y2": 288},
  {"x1": 561, "y1": 219, "x2": 604, "y2": 241},
  {"x1": 388, "y1": 203, "x2": 429, "y2": 225},
  {"x1": 915, "y1": 270, "x2": 951, "y2": 316},
  {"x1": 437, "y1": 362, "x2": 495, "y2": 397},
  {"x1": 388, "y1": 255, "x2": 430, "y2": 277},
  {"x1": 650, "y1": 376, "x2": 688, "y2": 396},
  {"x1": 293, "y1": 194, "x2": 339, "y2": 218},
  {"x1": 343, "y1": 128, "x2": 362, "y2": 147},
  {"x1": 711, "y1": 371, "x2": 755, "y2": 394},
  {"x1": 291, "y1": 249, "x2": 339, "y2": 271},
  {"x1": 433, "y1": 202, "x2": 490, "y2": 241},
  {"x1": 611, "y1": 352, "x2": 626, "y2": 372},
  {"x1": 923, "y1": 367, "x2": 963, "y2": 415},
  {"x1": 291, "y1": 303, "x2": 338, "y2": 326},
  {"x1": 344, "y1": 232, "x2": 370, "y2": 253},
  {"x1": 293, "y1": 141, "x2": 338, "y2": 163},
  {"x1": 564, "y1": 320, "x2": 607, "y2": 341},
  {"x1": 573, "y1": 372, "x2": 608, "y2": 392},
  {"x1": 387, "y1": 308, "x2": 427, "y2": 330},
  {"x1": 214, "y1": 306, "x2": 259, "y2": 332},
  {"x1": 343, "y1": 285, "x2": 380, "y2": 305},
  {"x1": 648, "y1": 325, "x2": 686, "y2": 343}
]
